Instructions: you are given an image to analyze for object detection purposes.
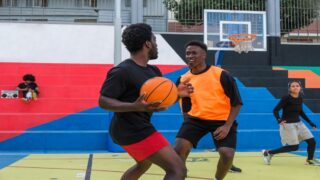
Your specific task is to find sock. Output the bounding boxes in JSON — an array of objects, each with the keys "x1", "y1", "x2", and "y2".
[{"x1": 26, "y1": 92, "x2": 32, "y2": 99}]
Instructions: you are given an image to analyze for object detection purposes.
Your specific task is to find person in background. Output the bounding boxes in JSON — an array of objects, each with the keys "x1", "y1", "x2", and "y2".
[
  {"x1": 262, "y1": 80, "x2": 319, "y2": 166},
  {"x1": 17, "y1": 74, "x2": 39, "y2": 102}
]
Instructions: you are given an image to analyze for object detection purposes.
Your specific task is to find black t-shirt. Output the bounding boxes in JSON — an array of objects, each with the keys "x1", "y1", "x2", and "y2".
[
  {"x1": 273, "y1": 94, "x2": 313, "y2": 125},
  {"x1": 17, "y1": 82, "x2": 38, "y2": 97},
  {"x1": 177, "y1": 66, "x2": 243, "y2": 113},
  {"x1": 100, "y1": 59, "x2": 162, "y2": 145}
]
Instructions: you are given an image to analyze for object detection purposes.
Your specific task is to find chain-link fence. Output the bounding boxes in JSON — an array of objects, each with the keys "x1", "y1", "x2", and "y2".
[
  {"x1": 164, "y1": 0, "x2": 265, "y2": 32},
  {"x1": 165, "y1": 0, "x2": 320, "y2": 44},
  {"x1": 0, "y1": 0, "x2": 319, "y2": 43},
  {"x1": 281, "y1": 0, "x2": 320, "y2": 43}
]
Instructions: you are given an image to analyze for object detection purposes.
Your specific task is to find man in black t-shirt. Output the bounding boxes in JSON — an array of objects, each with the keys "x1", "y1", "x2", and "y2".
[
  {"x1": 99, "y1": 23, "x2": 193, "y2": 180},
  {"x1": 16, "y1": 74, "x2": 39, "y2": 102}
]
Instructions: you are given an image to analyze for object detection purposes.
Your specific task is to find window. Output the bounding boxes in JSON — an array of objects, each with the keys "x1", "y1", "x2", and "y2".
[
  {"x1": 33, "y1": 0, "x2": 41, "y2": 7},
  {"x1": 75, "y1": 0, "x2": 81, "y2": 7},
  {"x1": 143, "y1": 0, "x2": 147, "y2": 7},
  {"x1": 124, "y1": 0, "x2": 148, "y2": 7},
  {"x1": 74, "y1": 19, "x2": 97, "y2": 23},
  {"x1": 125, "y1": 0, "x2": 147, "y2": 8},
  {"x1": 75, "y1": 0, "x2": 97, "y2": 8},
  {"x1": 25, "y1": 19, "x2": 48, "y2": 22},
  {"x1": 125, "y1": 0, "x2": 131, "y2": 7},
  {"x1": 1, "y1": 0, "x2": 18, "y2": 7},
  {"x1": 26, "y1": 0, "x2": 32, "y2": 6},
  {"x1": 26, "y1": 0, "x2": 48, "y2": 7}
]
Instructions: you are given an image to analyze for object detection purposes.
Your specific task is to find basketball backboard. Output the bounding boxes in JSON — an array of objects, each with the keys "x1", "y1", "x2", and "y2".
[{"x1": 204, "y1": 9, "x2": 267, "y2": 51}]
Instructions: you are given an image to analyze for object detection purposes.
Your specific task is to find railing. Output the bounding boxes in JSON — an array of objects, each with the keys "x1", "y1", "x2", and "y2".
[{"x1": 0, "y1": 6, "x2": 131, "y2": 24}]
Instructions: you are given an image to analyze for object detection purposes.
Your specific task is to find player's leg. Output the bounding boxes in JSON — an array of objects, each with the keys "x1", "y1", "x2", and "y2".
[
  {"x1": 121, "y1": 160, "x2": 152, "y2": 180},
  {"x1": 174, "y1": 138, "x2": 193, "y2": 162},
  {"x1": 148, "y1": 145, "x2": 187, "y2": 180},
  {"x1": 263, "y1": 123, "x2": 299, "y2": 164},
  {"x1": 174, "y1": 118, "x2": 208, "y2": 162},
  {"x1": 121, "y1": 132, "x2": 185, "y2": 179},
  {"x1": 297, "y1": 122, "x2": 319, "y2": 165},
  {"x1": 174, "y1": 117, "x2": 208, "y2": 178},
  {"x1": 215, "y1": 147, "x2": 235, "y2": 180},
  {"x1": 212, "y1": 122, "x2": 237, "y2": 180},
  {"x1": 304, "y1": 138, "x2": 320, "y2": 165},
  {"x1": 263, "y1": 144, "x2": 299, "y2": 163}
]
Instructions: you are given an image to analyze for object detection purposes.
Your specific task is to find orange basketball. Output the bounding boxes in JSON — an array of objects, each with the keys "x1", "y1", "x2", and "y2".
[{"x1": 140, "y1": 77, "x2": 178, "y2": 108}]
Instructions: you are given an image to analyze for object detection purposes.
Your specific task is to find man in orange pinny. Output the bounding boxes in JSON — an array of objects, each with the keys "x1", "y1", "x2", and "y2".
[{"x1": 174, "y1": 41, "x2": 243, "y2": 180}]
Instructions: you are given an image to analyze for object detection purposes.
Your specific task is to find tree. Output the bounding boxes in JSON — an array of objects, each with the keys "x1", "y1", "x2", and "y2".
[
  {"x1": 164, "y1": 0, "x2": 319, "y2": 34},
  {"x1": 163, "y1": 0, "x2": 265, "y2": 25},
  {"x1": 281, "y1": 0, "x2": 319, "y2": 34}
]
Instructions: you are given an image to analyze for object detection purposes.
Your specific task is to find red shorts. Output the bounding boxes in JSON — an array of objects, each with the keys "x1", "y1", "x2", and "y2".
[{"x1": 122, "y1": 131, "x2": 170, "y2": 161}]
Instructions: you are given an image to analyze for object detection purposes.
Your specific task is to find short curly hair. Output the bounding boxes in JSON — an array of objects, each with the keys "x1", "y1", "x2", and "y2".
[
  {"x1": 122, "y1": 23, "x2": 153, "y2": 54},
  {"x1": 185, "y1": 40, "x2": 208, "y2": 52},
  {"x1": 23, "y1": 74, "x2": 35, "y2": 82}
]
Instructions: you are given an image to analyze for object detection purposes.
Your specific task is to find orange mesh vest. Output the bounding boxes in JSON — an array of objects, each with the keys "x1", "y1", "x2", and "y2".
[{"x1": 180, "y1": 66, "x2": 231, "y2": 121}]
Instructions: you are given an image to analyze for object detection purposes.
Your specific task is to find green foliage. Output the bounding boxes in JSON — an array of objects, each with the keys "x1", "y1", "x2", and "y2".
[
  {"x1": 163, "y1": 0, "x2": 265, "y2": 25},
  {"x1": 164, "y1": 0, "x2": 319, "y2": 34},
  {"x1": 281, "y1": 0, "x2": 319, "y2": 33}
]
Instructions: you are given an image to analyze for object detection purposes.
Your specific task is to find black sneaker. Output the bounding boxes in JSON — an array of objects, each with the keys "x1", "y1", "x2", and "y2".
[
  {"x1": 229, "y1": 165, "x2": 242, "y2": 173},
  {"x1": 306, "y1": 159, "x2": 320, "y2": 166}
]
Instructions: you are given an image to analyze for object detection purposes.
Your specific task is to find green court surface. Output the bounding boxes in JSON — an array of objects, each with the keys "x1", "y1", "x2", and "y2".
[{"x1": 0, "y1": 152, "x2": 319, "y2": 180}]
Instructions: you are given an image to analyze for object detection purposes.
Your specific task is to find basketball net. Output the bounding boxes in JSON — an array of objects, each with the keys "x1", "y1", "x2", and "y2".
[{"x1": 229, "y1": 34, "x2": 256, "y2": 54}]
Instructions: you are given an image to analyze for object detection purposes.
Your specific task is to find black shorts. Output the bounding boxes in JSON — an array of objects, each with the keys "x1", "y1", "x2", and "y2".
[{"x1": 176, "y1": 117, "x2": 237, "y2": 149}]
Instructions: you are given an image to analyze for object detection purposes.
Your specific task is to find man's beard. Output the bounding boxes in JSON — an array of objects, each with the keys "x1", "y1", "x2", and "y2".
[{"x1": 149, "y1": 49, "x2": 158, "y2": 60}]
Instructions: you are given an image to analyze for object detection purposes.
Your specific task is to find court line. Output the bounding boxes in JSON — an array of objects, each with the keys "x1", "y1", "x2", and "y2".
[
  {"x1": 4, "y1": 129, "x2": 318, "y2": 133},
  {"x1": 8, "y1": 165, "x2": 212, "y2": 179},
  {"x1": 85, "y1": 154, "x2": 93, "y2": 180},
  {"x1": 0, "y1": 155, "x2": 27, "y2": 169},
  {"x1": 5, "y1": 152, "x2": 319, "y2": 179},
  {"x1": 1, "y1": 112, "x2": 319, "y2": 115},
  {"x1": 0, "y1": 130, "x2": 108, "y2": 133},
  {"x1": 2, "y1": 152, "x2": 317, "y2": 161}
]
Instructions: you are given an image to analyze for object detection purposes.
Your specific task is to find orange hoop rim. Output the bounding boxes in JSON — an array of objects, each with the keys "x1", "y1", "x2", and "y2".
[{"x1": 228, "y1": 34, "x2": 257, "y2": 45}]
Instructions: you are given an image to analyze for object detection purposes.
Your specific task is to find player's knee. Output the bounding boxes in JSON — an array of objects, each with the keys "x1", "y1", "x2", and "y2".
[
  {"x1": 309, "y1": 138, "x2": 316, "y2": 144},
  {"x1": 167, "y1": 158, "x2": 187, "y2": 179},
  {"x1": 306, "y1": 138, "x2": 316, "y2": 146},
  {"x1": 219, "y1": 148, "x2": 235, "y2": 163},
  {"x1": 137, "y1": 161, "x2": 152, "y2": 170},
  {"x1": 221, "y1": 153, "x2": 234, "y2": 163},
  {"x1": 172, "y1": 164, "x2": 187, "y2": 179},
  {"x1": 174, "y1": 139, "x2": 192, "y2": 161},
  {"x1": 175, "y1": 149, "x2": 190, "y2": 161},
  {"x1": 291, "y1": 144, "x2": 299, "y2": 151}
]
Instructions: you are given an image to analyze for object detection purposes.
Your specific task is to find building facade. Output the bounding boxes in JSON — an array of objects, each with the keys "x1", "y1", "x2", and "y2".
[{"x1": 0, "y1": 0, "x2": 167, "y2": 31}]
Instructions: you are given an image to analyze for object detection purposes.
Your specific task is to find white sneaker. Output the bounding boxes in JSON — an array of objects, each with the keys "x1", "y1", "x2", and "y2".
[{"x1": 262, "y1": 149, "x2": 273, "y2": 165}]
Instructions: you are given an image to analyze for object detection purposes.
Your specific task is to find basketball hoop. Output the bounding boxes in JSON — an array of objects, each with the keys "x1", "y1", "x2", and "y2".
[{"x1": 228, "y1": 34, "x2": 256, "y2": 54}]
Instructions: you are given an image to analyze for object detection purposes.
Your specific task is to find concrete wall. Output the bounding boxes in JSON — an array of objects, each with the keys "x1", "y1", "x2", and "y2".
[{"x1": 0, "y1": 22, "x2": 185, "y2": 65}]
